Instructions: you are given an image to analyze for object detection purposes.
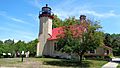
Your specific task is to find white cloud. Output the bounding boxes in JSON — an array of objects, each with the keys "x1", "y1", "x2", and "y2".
[
  {"x1": 0, "y1": 26, "x2": 34, "y2": 36},
  {"x1": 27, "y1": 13, "x2": 39, "y2": 22},
  {"x1": 28, "y1": 0, "x2": 41, "y2": 8},
  {"x1": 0, "y1": 11, "x2": 37, "y2": 42},
  {"x1": 27, "y1": 0, "x2": 120, "y2": 20},
  {"x1": 8, "y1": 17, "x2": 34, "y2": 27},
  {"x1": 79, "y1": 10, "x2": 118, "y2": 18},
  {"x1": 53, "y1": 9, "x2": 119, "y2": 20},
  {"x1": 0, "y1": 12, "x2": 36, "y2": 27},
  {"x1": 10, "y1": 17, "x2": 26, "y2": 23},
  {"x1": 0, "y1": 25, "x2": 35, "y2": 42}
]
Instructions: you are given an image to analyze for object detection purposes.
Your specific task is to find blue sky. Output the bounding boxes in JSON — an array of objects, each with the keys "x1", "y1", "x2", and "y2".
[{"x1": 0, "y1": 0, "x2": 120, "y2": 42}]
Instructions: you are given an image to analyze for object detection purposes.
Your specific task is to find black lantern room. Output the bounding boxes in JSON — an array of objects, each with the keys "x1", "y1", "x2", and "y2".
[
  {"x1": 39, "y1": 4, "x2": 53, "y2": 19},
  {"x1": 80, "y1": 15, "x2": 86, "y2": 21},
  {"x1": 42, "y1": 4, "x2": 51, "y2": 15},
  {"x1": 39, "y1": 4, "x2": 51, "y2": 16}
]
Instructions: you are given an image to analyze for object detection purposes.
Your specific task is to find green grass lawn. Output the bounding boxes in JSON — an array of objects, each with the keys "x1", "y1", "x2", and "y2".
[
  {"x1": 117, "y1": 63, "x2": 120, "y2": 68},
  {"x1": 0, "y1": 58, "x2": 108, "y2": 68}
]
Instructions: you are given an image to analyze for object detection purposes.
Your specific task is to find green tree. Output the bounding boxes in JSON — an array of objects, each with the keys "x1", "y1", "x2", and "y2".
[
  {"x1": 57, "y1": 20, "x2": 104, "y2": 63},
  {"x1": 0, "y1": 39, "x2": 38, "y2": 57},
  {"x1": 56, "y1": 26, "x2": 74, "y2": 54},
  {"x1": 0, "y1": 40, "x2": 3, "y2": 56},
  {"x1": 1, "y1": 39, "x2": 15, "y2": 54},
  {"x1": 15, "y1": 40, "x2": 27, "y2": 52},
  {"x1": 110, "y1": 34, "x2": 120, "y2": 56},
  {"x1": 77, "y1": 23, "x2": 104, "y2": 63},
  {"x1": 104, "y1": 33, "x2": 112, "y2": 47},
  {"x1": 4, "y1": 39, "x2": 14, "y2": 45},
  {"x1": 63, "y1": 17, "x2": 79, "y2": 26},
  {"x1": 52, "y1": 15, "x2": 79, "y2": 28},
  {"x1": 52, "y1": 15, "x2": 63, "y2": 28},
  {"x1": 26, "y1": 39, "x2": 38, "y2": 57},
  {"x1": 0, "y1": 40, "x2": 3, "y2": 45}
]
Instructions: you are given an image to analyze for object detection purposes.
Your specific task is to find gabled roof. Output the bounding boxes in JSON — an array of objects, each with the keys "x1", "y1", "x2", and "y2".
[
  {"x1": 48, "y1": 27, "x2": 63, "y2": 40},
  {"x1": 100, "y1": 45, "x2": 112, "y2": 50},
  {"x1": 48, "y1": 24, "x2": 86, "y2": 40}
]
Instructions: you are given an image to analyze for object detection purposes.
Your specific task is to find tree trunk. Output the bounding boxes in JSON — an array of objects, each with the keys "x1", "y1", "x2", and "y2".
[
  {"x1": 79, "y1": 50, "x2": 85, "y2": 64},
  {"x1": 79, "y1": 54, "x2": 82, "y2": 64}
]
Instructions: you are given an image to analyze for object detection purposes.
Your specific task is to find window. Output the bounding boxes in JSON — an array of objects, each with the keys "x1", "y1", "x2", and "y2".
[
  {"x1": 107, "y1": 50, "x2": 109, "y2": 54},
  {"x1": 54, "y1": 42, "x2": 57, "y2": 51},
  {"x1": 89, "y1": 50, "x2": 96, "y2": 54},
  {"x1": 104, "y1": 50, "x2": 109, "y2": 55}
]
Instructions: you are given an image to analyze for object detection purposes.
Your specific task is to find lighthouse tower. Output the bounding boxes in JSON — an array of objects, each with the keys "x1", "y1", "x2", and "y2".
[{"x1": 37, "y1": 4, "x2": 53, "y2": 57}]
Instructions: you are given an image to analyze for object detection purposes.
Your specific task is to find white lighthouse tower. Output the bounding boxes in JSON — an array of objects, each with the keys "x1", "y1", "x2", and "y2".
[{"x1": 37, "y1": 4, "x2": 53, "y2": 57}]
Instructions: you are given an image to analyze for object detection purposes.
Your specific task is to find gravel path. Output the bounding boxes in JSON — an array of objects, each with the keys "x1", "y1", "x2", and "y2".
[
  {"x1": 102, "y1": 58, "x2": 120, "y2": 68},
  {"x1": 102, "y1": 62, "x2": 118, "y2": 68}
]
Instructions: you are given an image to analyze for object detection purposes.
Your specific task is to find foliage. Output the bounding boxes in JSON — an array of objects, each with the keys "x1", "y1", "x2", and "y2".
[
  {"x1": 0, "y1": 39, "x2": 14, "y2": 53},
  {"x1": 4, "y1": 39, "x2": 14, "y2": 45},
  {"x1": 103, "y1": 33, "x2": 120, "y2": 56},
  {"x1": 56, "y1": 26, "x2": 74, "y2": 53},
  {"x1": 104, "y1": 33, "x2": 112, "y2": 47},
  {"x1": 14, "y1": 40, "x2": 27, "y2": 52},
  {"x1": 27, "y1": 39, "x2": 38, "y2": 57},
  {"x1": 0, "y1": 40, "x2": 3, "y2": 45},
  {"x1": 52, "y1": 15, "x2": 63, "y2": 28},
  {"x1": 63, "y1": 17, "x2": 79, "y2": 26},
  {"x1": 52, "y1": 15, "x2": 79, "y2": 28},
  {"x1": 81, "y1": 23, "x2": 104, "y2": 50},
  {"x1": 0, "y1": 39, "x2": 38, "y2": 57},
  {"x1": 56, "y1": 18, "x2": 104, "y2": 63}
]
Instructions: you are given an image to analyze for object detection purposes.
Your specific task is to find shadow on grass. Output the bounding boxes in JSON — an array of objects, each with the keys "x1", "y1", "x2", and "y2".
[{"x1": 43, "y1": 59, "x2": 92, "y2": 67}]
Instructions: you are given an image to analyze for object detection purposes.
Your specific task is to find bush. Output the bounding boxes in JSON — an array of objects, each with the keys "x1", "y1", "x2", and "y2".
[
  {"x1": 104, "y1": 56, "x2": 112, "y2": 61},
  {"x1": 84, "y1": 55, "x2": 103, "y2": 60}
]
